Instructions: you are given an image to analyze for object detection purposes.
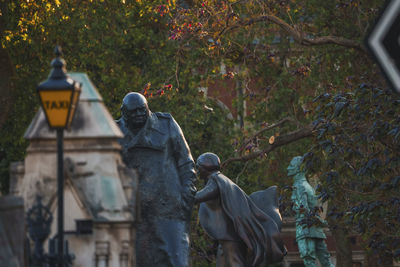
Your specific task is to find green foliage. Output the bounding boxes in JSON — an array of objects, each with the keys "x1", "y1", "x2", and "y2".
[{"x1": 305, "y1": 84, "x2": 400, "y2": 261}]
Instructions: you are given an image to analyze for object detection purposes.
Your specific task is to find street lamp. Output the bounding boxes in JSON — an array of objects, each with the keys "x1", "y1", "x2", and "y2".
[
  {"x1": 37, "y1": 46, "x2": 81, "y2": 129},
  {"x1": 37, "y1": 46, "x2": 81, "y2": 267}
]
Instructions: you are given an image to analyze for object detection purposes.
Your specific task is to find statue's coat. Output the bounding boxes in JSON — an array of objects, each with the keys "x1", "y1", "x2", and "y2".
[
  {"x1": 117, "y1": 111, "x2": 196, "y2": 267},
  {"x1": 199, "y1": 172, "x2": 285, "y2": 266},
  {"x1": 291, "y1": 174, "x2": 326, "y2": 240}
]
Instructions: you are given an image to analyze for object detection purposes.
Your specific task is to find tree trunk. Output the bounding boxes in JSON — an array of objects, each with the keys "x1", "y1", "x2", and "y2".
[
  {"x1": 0, "y1": 2, "x2": 15, "y2": 129},
  {"x1": 331, "y1": 226, "x2": 353, "y2": 267},
  {"x1": 327, "y1": 200, "x2": 353, "y2": 267},
  {"x1": 0, "y1": 46, "x2": 15, "y2": 129},
  {"x1": 236, "y1": 72, "x2": 245, "y2": 130}
]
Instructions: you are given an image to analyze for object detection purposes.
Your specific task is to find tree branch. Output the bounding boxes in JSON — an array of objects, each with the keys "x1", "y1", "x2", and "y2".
[
  {"x1": 222, "y1": 126, "x2": 314, "y2": 167},
  {"x1": 238, "y1": 117, "x2": 294, "y2": 153},
  {"x1": 219, "y1": 14, "x2": 366, "y2": 53}
]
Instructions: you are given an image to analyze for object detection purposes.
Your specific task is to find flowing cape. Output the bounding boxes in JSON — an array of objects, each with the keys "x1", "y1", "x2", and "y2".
[{"x1": 201, "y1": 173, "x2": 285, "y2": 266}]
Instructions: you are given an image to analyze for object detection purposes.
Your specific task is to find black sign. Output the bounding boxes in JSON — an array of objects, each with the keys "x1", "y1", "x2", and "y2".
[{"x1": 366, "y1": 0, "x2": 400, "y2": 93}]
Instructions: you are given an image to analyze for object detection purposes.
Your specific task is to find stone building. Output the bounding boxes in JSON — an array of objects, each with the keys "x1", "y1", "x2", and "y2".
[{"x1": 9, "y1": 73, "x2": 138, "y2": 267}]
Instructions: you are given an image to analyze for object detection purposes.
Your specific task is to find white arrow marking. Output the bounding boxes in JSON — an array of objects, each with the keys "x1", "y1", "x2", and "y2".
[{"x1": 369, "y1": 0, "x2": 400, "y2": 93}]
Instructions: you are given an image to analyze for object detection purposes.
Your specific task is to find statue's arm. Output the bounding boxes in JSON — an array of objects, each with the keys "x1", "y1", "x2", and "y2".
[
  {"x1": 169, "y1": 117, "x2": 197, "y2": 206},
  {"x1": 195, "y1": 178, "x2": 219, "y2": 204},
  {"x1": 299, "y1": 191, "x2": 310, "y2": 212}
]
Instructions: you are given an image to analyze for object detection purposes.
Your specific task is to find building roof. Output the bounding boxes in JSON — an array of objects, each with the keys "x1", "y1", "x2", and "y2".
[
  {"x1": 24, "y1": 72, "x2": 123, "y2": 140},
  {"x1": 62, "y1": 157, "x2": 134, "y2": 222}
]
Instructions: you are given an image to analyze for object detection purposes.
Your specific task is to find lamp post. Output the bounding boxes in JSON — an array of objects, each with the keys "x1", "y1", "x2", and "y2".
[{"x1": 37, "y1": 46, "x2": 81, "y2": 267}]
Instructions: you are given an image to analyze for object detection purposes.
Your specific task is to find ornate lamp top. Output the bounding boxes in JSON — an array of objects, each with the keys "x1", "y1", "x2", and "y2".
[{"x1": 48, "y1": 45, "x2": 68, "y2": 81}]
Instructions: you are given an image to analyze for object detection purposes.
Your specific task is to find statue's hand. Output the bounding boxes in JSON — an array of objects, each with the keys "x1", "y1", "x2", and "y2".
[{"x1": 181, "y1": 187, "x2": 195, "y2": 218}]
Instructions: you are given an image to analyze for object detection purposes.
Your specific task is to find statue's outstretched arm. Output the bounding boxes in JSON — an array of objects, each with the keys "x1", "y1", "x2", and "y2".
[{"x1": 195, "y1": 178, "x2": 219, "y2": 204}]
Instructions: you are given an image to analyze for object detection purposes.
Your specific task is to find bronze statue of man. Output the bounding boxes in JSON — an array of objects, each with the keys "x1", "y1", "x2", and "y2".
[
  {"x1": 195, "y1": 152, "x2": 286, "y2": 267},
  {"x1": 288, "y1": 156, "x2": 334, "y2": 267},
  {"x1": 116, "y1": 92, "x2": 196, "y2": 267}
]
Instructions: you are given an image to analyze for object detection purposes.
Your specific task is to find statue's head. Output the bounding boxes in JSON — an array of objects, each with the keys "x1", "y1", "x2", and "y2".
[
  {"x1": 121, "y1": 92, "x2": 150, "y2": 131},
  {"x1": 196, "y1": 152, "x2": 221, "y2": 180},
  {"x1": 287, "y1": 156, "x2": 303, "y2": 176}
]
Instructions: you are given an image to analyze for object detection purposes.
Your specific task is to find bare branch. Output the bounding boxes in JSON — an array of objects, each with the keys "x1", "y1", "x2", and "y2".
[
  {"x1": 235, "y1": 160, "x2": 249, "y2": 184},
  {"x1": 222, "y1": 126, "x2": 314, "y2": 167},
  {"x1": 219, "y1": 14, "x2": 366, "y2": 53}
]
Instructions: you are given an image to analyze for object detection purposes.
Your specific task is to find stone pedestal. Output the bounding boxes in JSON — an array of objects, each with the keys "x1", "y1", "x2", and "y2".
[{"x1": 0, "y1": 195, "x2": 25, "y2": 267}]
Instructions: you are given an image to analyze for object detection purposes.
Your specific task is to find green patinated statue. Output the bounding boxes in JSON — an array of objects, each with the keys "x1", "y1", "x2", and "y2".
[{"x1": 288, "y1": 156, "x2": 334, "y2": 267}]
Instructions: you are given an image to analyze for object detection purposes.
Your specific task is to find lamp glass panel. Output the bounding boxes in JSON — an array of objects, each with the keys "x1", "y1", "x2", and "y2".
[
  {"x1": 39, "y1": 90, "x2": 72, "y2": 128},
  {"x1": 66, "y1": 88, "x2": 81, "y2": 127}
]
